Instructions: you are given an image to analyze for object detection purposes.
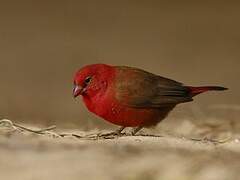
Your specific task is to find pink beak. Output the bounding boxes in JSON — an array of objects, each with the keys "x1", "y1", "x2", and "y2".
[{"x1": 73, "y1": 85, "x2": 83, "y2": 98}]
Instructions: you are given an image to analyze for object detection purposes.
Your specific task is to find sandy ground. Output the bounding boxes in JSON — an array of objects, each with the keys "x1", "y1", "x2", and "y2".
[{"x1": 1, "y1": 120, "x2": 240, "y2": 180}]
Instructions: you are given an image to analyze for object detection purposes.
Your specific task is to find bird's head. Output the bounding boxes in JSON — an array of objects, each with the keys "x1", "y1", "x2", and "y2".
[{"x1": 73, "y1": 64, "x2": 114, "y2": 98}]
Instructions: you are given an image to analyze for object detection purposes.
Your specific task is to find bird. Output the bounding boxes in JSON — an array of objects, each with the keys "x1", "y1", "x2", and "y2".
[{"x1": 73, "y1": 64, "x2": 227, "y2": 136}]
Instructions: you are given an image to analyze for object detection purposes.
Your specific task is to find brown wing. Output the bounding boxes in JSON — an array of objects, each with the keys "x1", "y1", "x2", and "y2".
[{"x1": 115, "y1": 66, "x2": 192, "y2": 108}]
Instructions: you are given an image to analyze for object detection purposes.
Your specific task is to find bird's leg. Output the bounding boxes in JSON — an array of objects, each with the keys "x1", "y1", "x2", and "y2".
[
  {"x1": 114, "y1": 126, "x2": 125, "y2": 135},
  {"x1": 130, "y1": 126, "x2": 143, "y2": 136},
  {"x1": 98, "y1": 126, "x2": 126, "y2": 137}
]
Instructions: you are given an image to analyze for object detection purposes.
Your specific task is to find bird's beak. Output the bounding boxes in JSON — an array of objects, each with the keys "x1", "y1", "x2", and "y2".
[{"x1": 73, "y1": 85, "x2": 83, "y2": 98}]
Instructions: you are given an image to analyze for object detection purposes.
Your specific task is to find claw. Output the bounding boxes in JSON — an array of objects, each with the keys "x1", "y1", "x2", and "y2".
[{"x1": 98, "y1": 131, "x2": 126, "y2": 138}]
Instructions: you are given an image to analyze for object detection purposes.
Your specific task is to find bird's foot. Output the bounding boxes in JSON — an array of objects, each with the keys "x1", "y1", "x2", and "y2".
[
  {"x1": 129, "y1": 126, "x2": 143, "y2": 136},
  {"x1": 99, "y1": 126, "x2": 143, "y2": 138},
  {"x1": 98, "y1": 131, "x2": 125, "y2": 139},
  {"x1": 86, "y1": 126, "x2": 143, "y2": 139},
  {"x1": 97, "y1": 127, "x2": 126, "y2": 139}
]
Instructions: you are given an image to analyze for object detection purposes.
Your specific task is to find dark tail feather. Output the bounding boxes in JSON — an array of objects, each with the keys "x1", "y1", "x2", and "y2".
[{"x1": 186, "y1": 86, "x2": 228, "y2": 97}]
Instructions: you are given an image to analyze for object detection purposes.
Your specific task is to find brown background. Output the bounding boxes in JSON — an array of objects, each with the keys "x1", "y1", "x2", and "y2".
[{"x1": 0, "y1": 1, "x2": 239, "y2": 130}]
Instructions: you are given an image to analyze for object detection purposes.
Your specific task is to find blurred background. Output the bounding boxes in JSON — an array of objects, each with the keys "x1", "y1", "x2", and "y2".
[{"x1": 0, "y1": 0, "x2": 239, "y2": 134}]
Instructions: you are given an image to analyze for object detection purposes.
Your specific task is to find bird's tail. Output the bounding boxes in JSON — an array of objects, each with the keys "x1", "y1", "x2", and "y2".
[{"x1": 186, "y1": 86, "x2": 228, "y2": 97}]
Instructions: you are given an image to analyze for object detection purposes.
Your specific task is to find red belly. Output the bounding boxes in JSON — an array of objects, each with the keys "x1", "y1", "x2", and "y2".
[
  {"x1": 83, "y1": 94, "x2": 174, "y2": 127},
  {"x1": 102, "y1": 107, "x2": 162, "y2": 127},
  {"x1": 97, "y1": 101, "x2": 174, "y2": 127}
]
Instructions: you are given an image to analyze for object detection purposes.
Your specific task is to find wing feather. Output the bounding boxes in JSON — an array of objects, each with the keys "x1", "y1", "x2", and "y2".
[{"x1": 115, "y1": 66, "x2": 192, "y2": 108}]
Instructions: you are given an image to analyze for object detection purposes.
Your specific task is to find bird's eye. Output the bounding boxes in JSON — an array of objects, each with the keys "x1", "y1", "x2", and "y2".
[{"x1": 84, "y1": 76, "x2": 92, "y2": 84}]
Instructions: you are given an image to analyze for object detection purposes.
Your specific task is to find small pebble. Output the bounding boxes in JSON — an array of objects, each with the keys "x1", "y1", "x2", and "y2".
[{"x1": 234, "y1": 139, "x2": 239, "y2": 143}]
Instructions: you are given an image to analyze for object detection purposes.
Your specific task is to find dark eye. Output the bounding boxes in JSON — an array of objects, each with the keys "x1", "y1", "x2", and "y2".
[{"x1": 84, "y1": 76, "x2": 92, "y2": 84}]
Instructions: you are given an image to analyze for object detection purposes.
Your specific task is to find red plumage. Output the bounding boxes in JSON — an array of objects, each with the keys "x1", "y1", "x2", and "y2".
[
  {"x1": 73, "y1": 64, "x2": 227, "y2": 131},
  {"x1": 187, "y1": 86, "x2": 228, "y2": 96}
]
